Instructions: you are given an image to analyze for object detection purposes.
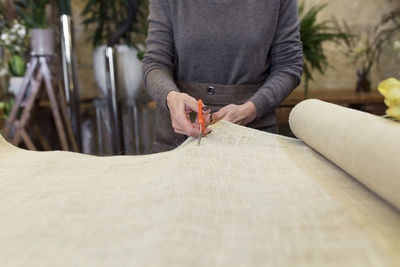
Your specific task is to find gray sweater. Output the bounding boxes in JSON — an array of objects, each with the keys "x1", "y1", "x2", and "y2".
[{"x1": 143, "y1": 0, "x2": 303, "y2": 119}]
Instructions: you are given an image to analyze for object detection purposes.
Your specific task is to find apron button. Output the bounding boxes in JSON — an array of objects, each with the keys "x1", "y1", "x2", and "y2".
[{"x1": 207, "y1": 85, "x2": 215, "y2": 95}]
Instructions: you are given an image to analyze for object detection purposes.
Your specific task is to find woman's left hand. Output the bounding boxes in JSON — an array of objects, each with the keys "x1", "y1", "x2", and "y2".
[{"x1": 211, "y1": 101, "x2": 257, "y2": 126}]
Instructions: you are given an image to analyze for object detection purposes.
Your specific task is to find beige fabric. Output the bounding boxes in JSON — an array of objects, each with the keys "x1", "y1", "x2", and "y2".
[
  {"x1": 290, "y1": 99, "x2": 400, "y2": 210},
  {"x1": 0, "y1": 100, "x2": 400, "y2": 266}
]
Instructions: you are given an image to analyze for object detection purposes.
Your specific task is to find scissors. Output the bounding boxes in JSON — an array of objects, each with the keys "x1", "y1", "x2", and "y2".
[{"x1": 198, "y1": 99, "x2": 205, "y2": 145}]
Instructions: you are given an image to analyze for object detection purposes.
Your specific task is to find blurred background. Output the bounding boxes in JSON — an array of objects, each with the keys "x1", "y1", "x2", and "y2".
[{"x1": 0, "y1": 0, "x2": 399, "y2": 155}]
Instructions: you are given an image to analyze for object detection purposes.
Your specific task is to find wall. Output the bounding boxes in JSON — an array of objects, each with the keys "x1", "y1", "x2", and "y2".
[{"x1": 70, "y1": 0, "x2": 400, "y2": 99}]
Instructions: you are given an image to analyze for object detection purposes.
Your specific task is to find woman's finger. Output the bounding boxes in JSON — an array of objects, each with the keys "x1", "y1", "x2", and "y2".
[
  {"x1": 211, "y1": 108, "x2": 227, "y2": 124},
  {"x1": 186, "y1": 124, "x2": 201, "y2": 137},
  {"x1": 203, "y1": 127, "x2": 212, "y2": 136},
  {"x1": 204, "y1": 113, "x2": 211, "y2": 127},
  {"x1": 185, "y1": 106, "x2": 194, "y2": 113},
  {"x1": 201, "y1": 108, "x2": 211, "y2": 127},
  {"x1": 182, "y1": 94, "x2": 199, "y2": 113}
]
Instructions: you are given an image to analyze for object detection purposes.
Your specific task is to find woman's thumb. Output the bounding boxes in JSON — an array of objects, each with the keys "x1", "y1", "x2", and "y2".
[
  {"x1": 182, "y1": 94, "x2": 199, "y2": 112},
  {"x1": 211, "y1": 109, "x2": 226, "y2": 124}
]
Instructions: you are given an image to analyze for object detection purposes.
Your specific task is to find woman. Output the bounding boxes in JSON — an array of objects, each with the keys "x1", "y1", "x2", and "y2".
[{"x1": 143, "y1": 0, "x2": 303, "y2": 152}]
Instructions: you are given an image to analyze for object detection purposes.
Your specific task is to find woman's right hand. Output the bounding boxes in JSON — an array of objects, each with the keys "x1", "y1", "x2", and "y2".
[{"x1": 166, "y1": 91, "x2": 212, "y2": 138}]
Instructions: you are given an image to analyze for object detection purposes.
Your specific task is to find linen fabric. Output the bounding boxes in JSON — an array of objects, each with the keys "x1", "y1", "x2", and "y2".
[
  {"x1": 290, "y1": 99, "x2": 400, "y2": 210},
  {"x1": 0, "y1": 100, "x2": 400, "y2": 266}
]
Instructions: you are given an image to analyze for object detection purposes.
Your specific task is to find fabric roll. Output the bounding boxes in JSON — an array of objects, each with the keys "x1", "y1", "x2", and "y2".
[{"x1": 289, "y1": 99, "x2": 400, "y2": 210}]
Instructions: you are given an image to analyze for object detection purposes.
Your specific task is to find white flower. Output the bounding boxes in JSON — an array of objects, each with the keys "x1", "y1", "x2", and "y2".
[
  {"x1": 15, "y1": 46, "x2": 21, "y2": 52},
  {"x1": 9, "y1": 33, "x2": 16, "y2": 41},
  {"x1": 12, "y1": 20, "x2": 21, "y2": 30},
  {"x1": 1, "y1": 33, "x2": 8, "y2": 41},
  {"x1": 17, "y1": 28, "x2": 26, "y2": 38},
  {"x1": 4, "y1": 39, "x2": 10, "y2": 46}
]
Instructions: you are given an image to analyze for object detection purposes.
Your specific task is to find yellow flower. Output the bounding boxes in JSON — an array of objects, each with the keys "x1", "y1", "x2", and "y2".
[{"x1": 378, "y1": 78, "x2": 400, "y2": 120}]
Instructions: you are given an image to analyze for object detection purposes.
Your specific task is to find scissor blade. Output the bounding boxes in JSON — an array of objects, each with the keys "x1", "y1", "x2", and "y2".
[{"x1": 198, "y1": 128, "x2": 201, "y2": 145}]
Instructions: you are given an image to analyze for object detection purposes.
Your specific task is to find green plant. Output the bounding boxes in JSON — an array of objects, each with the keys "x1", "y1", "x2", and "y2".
[
  {"x1": 81, "y1": 0, "x2": 149, "y2": 58},
  {"x1": 334, "y1": 8, "x2": 400, "y2": 92},
  {"x1": 15, "y1": 0, "x2": 49, "y2": 29},
  {"x1": 0, "y1": 19, "x2": 29, "y2": 77},
  {"x1": 299, "y1": 1, "x2": 350, "y2": 96},
  {"x1": 0, "y1": 97, "x2": 14, "y2": 119},
  {"x1": 9, "y1": 54, "x2": 26, "y2": 76}
]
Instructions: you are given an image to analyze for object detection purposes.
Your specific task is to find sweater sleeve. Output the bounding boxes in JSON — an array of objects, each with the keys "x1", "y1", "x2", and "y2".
[
  {"x1": 142, "y1": 0, "x2": 180, "y2": 111},
  {"x1": 248, "y1": 0, "x2": 303, "y2": 119}
]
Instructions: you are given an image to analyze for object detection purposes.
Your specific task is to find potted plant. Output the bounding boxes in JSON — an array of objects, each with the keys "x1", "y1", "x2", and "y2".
[
  {"x1": 299, "y1": 2, "x2": 350, "y2": 96},
  {"x1": 335, "y1": 9, "x2": 400, "y2": 93},
  {"x1": 81, "y1": 0, "x2": 148, "y2": 100},
  {"x1": 1, "y1": 21, "x2": 29, "y2": 96},
  {"x1": 16, "y1": 0, "x2": 53, "y2": 55},
  {"x1": 0, "y1": 0, "x2": 30, "y2": 96}
]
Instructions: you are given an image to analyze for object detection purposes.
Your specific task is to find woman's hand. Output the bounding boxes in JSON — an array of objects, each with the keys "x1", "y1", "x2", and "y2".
[
  {"x1": 166, "y1": 91, "x2": 212, "y2": 137},
  {"x1": 212, "y1": 101, "x2": 257, "y2": 126}
]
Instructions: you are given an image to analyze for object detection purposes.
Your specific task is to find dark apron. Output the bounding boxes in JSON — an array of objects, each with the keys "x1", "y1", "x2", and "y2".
[{"x1": 153, "y1": 81, "x2": 277, "y2": 152}]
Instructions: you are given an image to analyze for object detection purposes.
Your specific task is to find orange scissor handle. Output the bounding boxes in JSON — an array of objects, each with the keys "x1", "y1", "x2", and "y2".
[{"x1": 198, "y1": 99, "x2": 204, "y2": 133}]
